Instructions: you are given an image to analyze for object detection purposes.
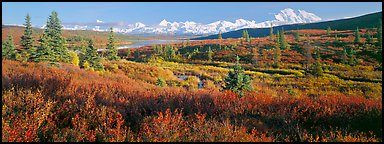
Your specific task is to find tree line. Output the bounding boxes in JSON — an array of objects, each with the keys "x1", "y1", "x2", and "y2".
[{"x1": 2, "y1": 11, "x2": 120, "y2": 71}]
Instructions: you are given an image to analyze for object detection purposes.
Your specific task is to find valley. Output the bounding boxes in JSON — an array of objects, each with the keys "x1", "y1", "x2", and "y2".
[{"x1": 2, "y1": 2, "x2": 382, "y2": 142}]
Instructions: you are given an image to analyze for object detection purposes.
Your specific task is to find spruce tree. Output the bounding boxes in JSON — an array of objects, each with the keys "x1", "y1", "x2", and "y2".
[
  {"x1": 223, "y1": 56, "x2": 253, "y2": 97},
  {"x1": 279, "y1": 29, "x2": 289, "y2": 50},
  {"x1": 156, "y1": 77, "x2": 166, "y2": 87},
  {"x1": 207, "y1": 46, "x2": 213, "y2": 62},
  {"x1": 365, "y1": 30, "x2": 372, "y2": 44},
  {"x1": 326, "y1": 26, "x2": 331, "y2": 35},
  {"x1": 251, "y1": 47, "x2": 258, "y2": 68},
  {"x1": 242, "y1": 30, "x2": 250, "y2": 42},
  {"x1": 342, "y1": 48, "x2": 348, "y2": 64},
  {"x1": 354, "y1": 27, "x2": 360, "y2": 44},
  {"x1": 165, "y1": 44, "x2": 175, "y2": 61},
  {"x1": 348, "y1": 47, "x2": 355, "y2": 66},
  {"x1": 34, "y1": 33, "x2": 54, "y2": 62},
  {"x1": 294, "y1": 31, "x2": 300, "y2": 42},
  {"x1": 2, "y1": 34, "x2": 16, "y2": 60},
  {"x1": 78, "y1": 39, "x2": 88, "y2": 67},
  {"x1": 85, "y1": 39, "x2": 104, "y2": 71},
  {"x1": 126, "y1": 49, "x2": 131, "y2": 58},
  {"x1": 218, "y1": 32, "x2": 222, "y2": 39},
  {"x1": 269, "y1": 26, "x2": 274, "y2": 40},
  {"x1": 333, "y1": 34, "x2": 340, "y2": 46},
  {"x1": 187, "y1": 39, "x2": 191, "y2": 46},
  {"x1": 242, "y1": 30, "x2": 247, "y2": 39},
  {"x1": 45, "y1": 11, "x2": 69, "y2": 63},
  {"x1": 134, "y1": 50, "x2": 141, "y2": 61},
  {"x1": 273, "y1": 30, "x2": 281, "y2": 68},
  {"x1": 247, "y1": 37, "x2": 252, "y2": 48},
  {"x1": 106, "y1": 27, "x2": 119, "y2": 60},
  {"x1": 311, "y1": 47, "x2": 323, "y2": 76},
  {"x1": 304, "y1": 41, "x2": 313, "y2": 70},
  {"x1": 20, "y1": 14, "x2": 36, "y2": 61},
  {"x1": 377, "y1": 19, "x2": 382, "y2": 47}
]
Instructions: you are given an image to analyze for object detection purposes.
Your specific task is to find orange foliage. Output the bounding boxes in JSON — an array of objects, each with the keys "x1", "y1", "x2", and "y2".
[{"x1": 2, "y1": 59, "x2": 382, "y2": 142}]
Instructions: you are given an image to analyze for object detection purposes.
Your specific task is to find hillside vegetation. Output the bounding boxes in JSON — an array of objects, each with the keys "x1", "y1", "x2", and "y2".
[
  {"x1": 2, "y1": 11, "x2": 382, "y2": 142},
  {"x1": 2, "y1": 26, "x2": 143, "y2": 48}
]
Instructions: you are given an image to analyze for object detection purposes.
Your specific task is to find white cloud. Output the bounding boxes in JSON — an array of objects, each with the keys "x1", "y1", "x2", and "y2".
[{"x1": 96, "y1": 20, "x2": 103, "y2": 23}]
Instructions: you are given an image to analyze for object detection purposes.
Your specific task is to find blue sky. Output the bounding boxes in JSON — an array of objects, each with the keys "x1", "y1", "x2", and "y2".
[{"x1": 2, "y1": 2, "x2": 382, "y2": 26}]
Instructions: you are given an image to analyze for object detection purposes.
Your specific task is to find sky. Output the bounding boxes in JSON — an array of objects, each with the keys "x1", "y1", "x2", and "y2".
[{"x1": 2, "y1": 2, "x2": 382, "y2": 26}]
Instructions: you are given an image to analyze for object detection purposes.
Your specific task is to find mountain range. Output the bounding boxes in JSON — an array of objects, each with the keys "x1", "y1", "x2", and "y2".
[
  {"x1": 4, "y1": 8, "x2": 323, "y2": 36},
  {"x1": 193, "y1": 11, "x2": 382, "y2": 40}
]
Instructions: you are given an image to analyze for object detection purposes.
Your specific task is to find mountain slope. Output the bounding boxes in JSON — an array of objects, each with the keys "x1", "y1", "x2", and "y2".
[{"x1": 193, "y1": 11, "x2": 382, "y2": 40}]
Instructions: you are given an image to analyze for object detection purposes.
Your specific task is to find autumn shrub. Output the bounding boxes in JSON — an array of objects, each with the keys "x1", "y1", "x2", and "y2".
[
  {"x1": 2, "y1": 60, "x2": 382, "y2": 142},
  {"x1": 137, "y1": 109, "x2": 273, "y2": 142}
]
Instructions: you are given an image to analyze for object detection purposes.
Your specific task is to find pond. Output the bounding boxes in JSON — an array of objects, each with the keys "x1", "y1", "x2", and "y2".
[
  {"x1": 97, "y1": 39, "x2": 186, "y2": 51},
  {"x1": 177, "y1": 75, "x2": 203, "y2": 89}
]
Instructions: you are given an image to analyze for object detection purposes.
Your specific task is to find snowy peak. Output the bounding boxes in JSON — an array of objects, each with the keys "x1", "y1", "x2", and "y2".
[
  {"x1": 135, "y1": 22, "x2": 145, "y2": 28},
  {"x1": 28, "y1": 8, "x2": 322, "y2": 36},
  {"x1": 297, "y1": 10, "x2": 322, "y2": 22},
  {"x1": 274, "y1": 8, "x2": 321, "y2": 23},
  {"x1": 159, "y1": 19, "x2": 169, "y2": 27}
]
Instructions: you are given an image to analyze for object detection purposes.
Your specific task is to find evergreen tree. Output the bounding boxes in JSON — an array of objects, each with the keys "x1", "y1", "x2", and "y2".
[
  {"x1": 333, "y1": 34, "x2": 341, "y2": 47},
  {"x1": 269, "y1": 26, "x2": 274, "y2": 40},
  {"x1": 156, "y1": 77, "x2": 166, "y2": 87},
  {"x1": 45, "y1": 11, "x2": 69, "y2": 63},
  {"x1": 218, "y1": 32, "x2": 222, "y2": 39},
  {"x1": 242, "y1": 30, "x2": 250, "y2": 42},
  {"x1": 279, "y1": 29, "x2": 289, "y2": 50},
  {"x1": 187, "y1": 39, "x2": 191, "y2": 46},
  {"x1": 106, "y1": 27, "x2": 119, "y2": 60},
  {"x1": 365, "y1": 30, "x2": 372, "y2": 44},
  {"x1": 20, "y1": 14, "x2": 36, "y2": 61},
  {"x1": 304, "y1": 41, "x2": 313, "y2": 70},
  {"x1": 34, "y1": 33, "x2": 54, "y2": 62},
  {"x1": 133, "y1": 50, "x2": 141, "y2": 61},
  {"x1": 242, "y1": 30, "x2": 247, "y2": 39},
  {"x1": 377, "y1": 19, "x2": 382, "y2": 47},
  {"x1": 207, "y1": 46, "x2": 213, "y2": 62},
  {"x1": 311, "y1": 47, "x2": 323, "y2": 76},
  {"x1": 354, "y1": 27, "x2": 361, "y2": 44},
  {"x1": 251, "y1": 47, "x2": 258, "y2": 68},
  {"x1": 181, "y1": 41, "x2": 185, "y2": 48},
  {"x1": 2, "y1": 34, "x2": 16, "y2": 60},
  {"x1": 164, "y1": 44, "x2": 175, "y2": 61},
  {"x1": 294, "y1": 31, "x2": 300, "y2": 42},
  {"x1": 348, "y1": 47, "x2": 355, "y2": 66},
  {"x1": 126, "y1": 49, "x2": 131, "y2": 58},
  {"x1": 273, "y1": 31, "x2": 281, "y2": 68},
  {"x1": 247, "y1": 37, "x2": 252, "y2": 48},
  {"x1": 85, "y1": 39, "x2": 104, "y2": 71},
  {"x1": 342, "y1": 47, "x2": 348, "y2": 64},
  {"x1": 223, "y1": 56, "x2": 253, "y2": 97},
  {"x1": 326, "y1": 26, "x2": 331, "y2": 35},
  {"x1": 78, "y1": 39, "x2": 88, "y2": 66}
]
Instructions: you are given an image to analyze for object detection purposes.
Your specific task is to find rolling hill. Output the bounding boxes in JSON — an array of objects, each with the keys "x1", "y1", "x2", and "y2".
[{"x1": 193, "y1": 11, "x2": 382, "y2": 40}]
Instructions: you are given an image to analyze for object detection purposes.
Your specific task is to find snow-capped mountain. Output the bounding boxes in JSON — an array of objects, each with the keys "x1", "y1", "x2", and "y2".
[{"x1": 9, "y1": 8, "x2": 322, "y2": 36}]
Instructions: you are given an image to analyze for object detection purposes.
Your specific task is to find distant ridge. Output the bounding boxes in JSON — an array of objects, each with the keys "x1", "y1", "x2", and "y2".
[{"x1": 193, "y1": 11, "x2": 382, "y2": 40}]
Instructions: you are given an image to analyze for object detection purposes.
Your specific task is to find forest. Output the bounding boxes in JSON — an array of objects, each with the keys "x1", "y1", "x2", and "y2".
[{"x1": 2, "y1": 11, "x2": 382, "y2": 142}]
